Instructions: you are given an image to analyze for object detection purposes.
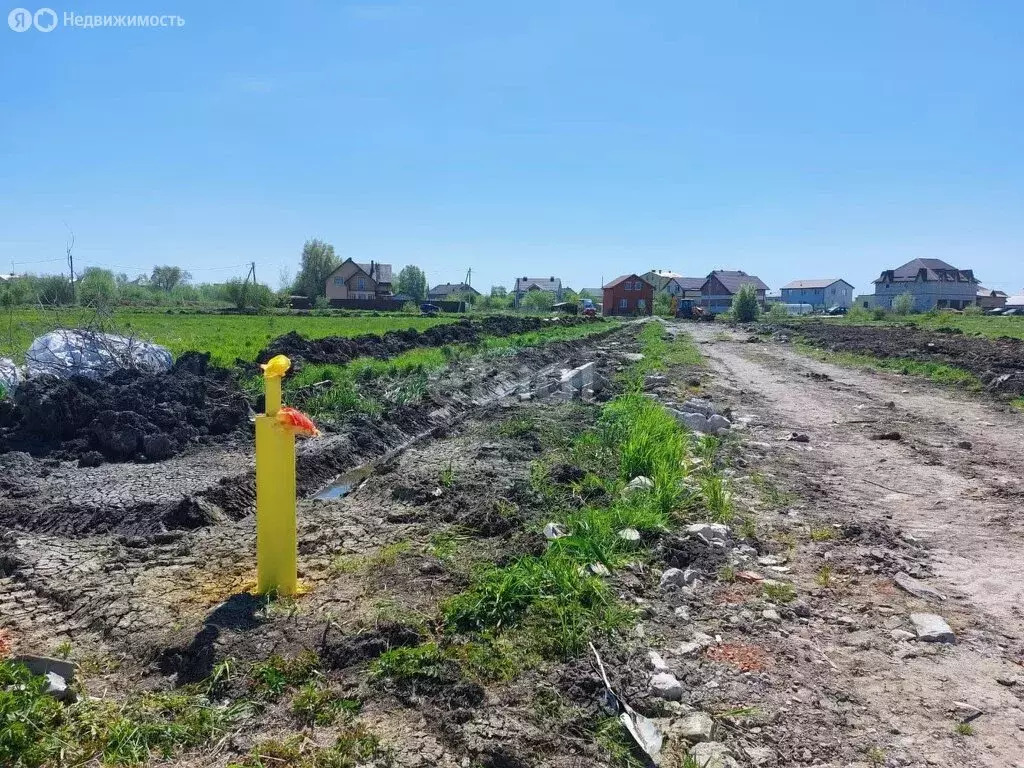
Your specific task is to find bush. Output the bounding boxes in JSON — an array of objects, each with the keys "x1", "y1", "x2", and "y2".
[
  {"x1": 730, "y1": 284, "x2": 760, "y2": 322},
  {"x1": 871, "y1": 306, "x2": 887, "y2": 320},
  {"x1": 765, "y1": 302, "x2": 789, "y2": 321},
  {"x1": 892, "y1": 292, "x2": 915, "y2": 316},
  {"x1": 962, "y1": 304, "x2": 982, "y2": 315}
]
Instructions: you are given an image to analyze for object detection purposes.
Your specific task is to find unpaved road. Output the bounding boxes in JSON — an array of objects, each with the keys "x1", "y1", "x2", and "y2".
[{"x1": 689, "y1": 323, "x2": 1024, "y2": 767}]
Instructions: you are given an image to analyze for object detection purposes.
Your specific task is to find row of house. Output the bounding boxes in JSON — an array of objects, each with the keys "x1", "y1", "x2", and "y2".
[{"x1": 322, "y1": 257, "x2": 1020, "y2": 315}]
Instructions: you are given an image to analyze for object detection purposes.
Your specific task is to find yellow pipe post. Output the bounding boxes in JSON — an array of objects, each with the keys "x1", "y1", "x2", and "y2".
[{"x1": 256, "y1": 355, "x2": 297, "y2": 595}]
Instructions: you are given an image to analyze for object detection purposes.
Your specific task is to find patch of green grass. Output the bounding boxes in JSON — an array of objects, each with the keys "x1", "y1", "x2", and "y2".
[
  {"x1": 738, "y1": 515, "x2": 758, "y2": 540},
  {"x1": 593, "y1": 717, "x2": 648, "y2": 768},
  {"x1": 498, "y1": 415, "x2": 536, "y2": 438},
  {"x1": 700, "y1": 474, "x2": 734, "y2": 523},
  {"x1": 822, "y1": 310, "x2": 1024, "y2": 340},
  {"x1": 1011, "y1": 396, "x2": 1024, "y2": 411},
  {"x1": 718, "y1": 565, "x2": 736, "y2": 583},
  {"x1": 370, "y1": 643, "x2": 447, "y2": 682},
  {"x1": 227, "y1": 728, "x2": 386, "y2": 768},
  {"x1": 329, "y1": 540, "x2": 411, "y2": 575},
  {"x1": 0, "y1": 660, "x2": 247, "y2": 767},
  {"x1": 816, "y1": 564, "x2": 834, "y2": 587},
  {"x1": 53, "y1": 639, "x2": 72, "y2": 659},
  {"x1": 763, "y1": 581, "x2": 797, "y2": 604},
  {"x1": 439, "y1": 460, "x2": 456, "y2": 488},
  {"x1": 810, "y1": 526, "x2": 836, "y2": 542},
  {"x1": 290, "y1": 683, "x2": 360, "y2": 727},
  {"x1": 796, "y1": 342, "x2": 982, "y2": 390},
  {"x1": 866, "y1": 746, "x2": 887, "y2": 766},
  {"x1": 954, "y1": 721, "x2": 975, "y2": 736},
  {"x1": 248, "y1": 651, "x2": 320, "y2": 701}
]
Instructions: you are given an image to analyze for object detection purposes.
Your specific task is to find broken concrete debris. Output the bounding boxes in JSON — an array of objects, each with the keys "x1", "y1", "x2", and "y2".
[
  {"x1": 910, "y1": 612, "x2": 955, "y2": 643},
  {"x1": 667, "y1": 711, "x2": 715, "y2": 743},
  {"x1": 12, "y1": 655, "x2": 77, "y2": 702},
  {"x1": 894, "y1": 571, "x2": 945, "y2": 602},
  {"x1": 543, "y1": 522, "x2": 568, "y2": 540},
  {"x1": 650, "y1": 672, "x2": 684, "y2": 700},
  {"x1": 686, "y1": 522, "x2": 730, "y2": 547},
  {"x1": 673, "y1": 407, "x2": 732, "y2": 436},
  {"x1": 531, "y1": 361, "x2": 609, "y2": 402},
  {"x1": 688, "y1": 741, "x2": 740, "y2": 768},
  {"x1": 660, "y1": 567, "x2": 691, "y2": 589},
  {"x1": 617, "y1": 527, "x2": 641, "y2": 541},
  {"x1": 626, "y1": 475, "x2": 655, "y2": 492}
]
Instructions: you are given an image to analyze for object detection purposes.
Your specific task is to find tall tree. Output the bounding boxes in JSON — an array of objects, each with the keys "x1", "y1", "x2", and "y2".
[
  {"x1": 490, "y1": 285, "x2": 507, "y2": 297},
  {"x1": 78, "y1": 267, "x2": 118, "y2": 308},
  {"x1": 395, "y1": 265, "x2": 428, "y2": 302},
  {"x1": 295, "y1": 238, "x2": 340, "y2": 299},
  {"x1": 151, "y1": 265, "x2": 191, "y2": 293}
]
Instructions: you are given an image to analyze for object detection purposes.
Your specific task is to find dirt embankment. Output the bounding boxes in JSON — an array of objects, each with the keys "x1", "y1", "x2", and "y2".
[
  {"x1": 773, "y1": 320, "x2": 1024, "y2": 396},
  {"x1": 0, "y1": 352, "x2": 250, "y2": 465},
  {"x1": 256, "y1": 315, "x2": 600, "y2": 366}
]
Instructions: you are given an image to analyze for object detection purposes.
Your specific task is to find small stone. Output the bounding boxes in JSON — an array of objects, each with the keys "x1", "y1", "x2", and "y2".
[
  {"x1": 996, "y1": 676, "x2": 1018, "y2": 687},
  {"x1": 650, "y1": 672, "x2": 684, "y2": 700},
  {"x1": 675, "y1": 632, "x2": 714, "y2": 657},
  {"x1": 790, "y1": 600, "x2": 811, "y2": 617},
  {"x1": 890, "y1": 629, "x2": 916, "y2": 642},
  {"x1": 621, "y1": 352, "x2": 645, "y2": 363},
  {"x1": 706, "y1": 414, "x2": 731, "y2": 434},
  {"x1": 910, "y1": 612, "x2": 955, "y2": 643},
  {"x1": 618, "y1": 528, "x2": 641, "y2": 542},
  {"x1": 745, "y1": 746, "x2": 774, "y2": 765},
  {"x1": 894, "y1": 572, "x2": 945, "y2": 601},
  {"x1": 543, "y1": 522, "x2": 568, "y2": 540},
  {"x1": 762, "y1": 608, "x2": 781, "y2": 623},
  {"x1": 681, "y1": 398, "x2": 715, "y2": 417},
  {"x1": 955, "y1": 440, "x2": 972, "y2": 450},
  {"x1": 660, "y1": 568, "x2": 688, "y2": 589},
  {"x1": 648, "y1": 651, "x2": 668, "y2": 671},
  {"x1": 786, "y1": 432, "x2": 810, "y2": 443},
  {"x1": 686, "y1": 522, "x2": 730, "y2": 545},
  {"x1": 625, "y1": 476, "x2": 655, "y2": 493},
  {"x1": 673, "y1": 606, "x2": 690, "y2": 621},
  {"x1": 669, "y1": 711, "x2": 714, "y2": 743},
  {"x1": 580, "y1": 562, "x2": 610, "y2": 577},
  {"x1": 688, "y1": 741, "x2": 739, "y2": 768},
  {"x1": 677, "y1": 411, "x2": 712, "y2": 434}
]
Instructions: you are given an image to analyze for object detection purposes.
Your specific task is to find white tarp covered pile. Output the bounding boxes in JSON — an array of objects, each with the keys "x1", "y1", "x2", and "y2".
[
  {"x1": 24, "y1": 330, "x2": 173, "y2": 381},
  {"x1": 0, "y1": 357, "x2": 21, "y2": 395}
]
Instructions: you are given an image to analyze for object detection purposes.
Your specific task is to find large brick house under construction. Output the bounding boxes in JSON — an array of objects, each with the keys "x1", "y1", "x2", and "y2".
[
  {"x1": 873, "y1": 258, "x2": 978, "y2": 311},
  {"x1": 603, "y1": 273, "x2": 653, "y2": 316}
]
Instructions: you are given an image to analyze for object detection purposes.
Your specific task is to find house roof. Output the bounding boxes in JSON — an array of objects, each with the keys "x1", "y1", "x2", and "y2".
[
  {"x1": 707, "y1": 270, "x2": 769, "y2": 293},
  {"x1": 603, "y1": 274, "x2": 653, "y2": 290},
  {"x1": 977, "y1": 287, "x2": 1008, "y2": 298},
  {"x1": 429, "y1": 282, "x2": 481, "y2": 296},
  {"x1": 781, "y1": 279, "x2": 853, "y2": 290},
  {"x1": 873, "y1": 258, "x2": 976, "y2": 284},
  {"x1": 514, "y1": 276, "x2": 561, "y2": 292},
  {"x1": 326, "y1": 258, "x2": 393, "y2": 285},
  {"x1": 1007, "y1": 294, "x2": 1024, "y2": 307},
  {"x1": 668, "y1": 277, "x2": 706, "y2": 291}
]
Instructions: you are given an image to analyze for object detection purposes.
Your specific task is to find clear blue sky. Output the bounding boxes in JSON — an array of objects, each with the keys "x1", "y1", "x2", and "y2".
[{"x1": 2, "y1": 1, "x2": 1022, "y2": 295}]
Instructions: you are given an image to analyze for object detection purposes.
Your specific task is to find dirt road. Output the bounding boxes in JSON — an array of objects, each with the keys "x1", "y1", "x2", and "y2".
[{"x1": 687, "y1": 322, "x2": 1024, "y2": 767}]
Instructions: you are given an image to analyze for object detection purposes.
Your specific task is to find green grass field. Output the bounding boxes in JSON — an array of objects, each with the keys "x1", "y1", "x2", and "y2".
[
  {"x1": 819, "y1": 311, "x2": 1024, "y2": 340},
  {"x1": 0, "y1": 309, "x2": 455, "y2": 366},
  {"x1": 795, "y1": 342, "x2": 982, "y2": 390}
]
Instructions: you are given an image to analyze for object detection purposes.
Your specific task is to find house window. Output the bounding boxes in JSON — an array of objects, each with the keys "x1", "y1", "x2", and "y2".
[
  {"x1": 334, "y1": 277, "x2": 343, "y2": 286},
  {"x1": 357, "y1": 278, "x2": 366, "y2": 291},
  {"x1": 619, "y1": 298, "x2": 628, "y2": 310},
  {"x1": 637, "y1": 298, "x2": 646, "y2": 311}
]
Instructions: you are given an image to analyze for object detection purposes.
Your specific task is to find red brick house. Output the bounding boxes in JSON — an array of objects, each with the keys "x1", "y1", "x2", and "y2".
[{"x1": 602, "y1": 274, "x2": 654, "y2": 316}]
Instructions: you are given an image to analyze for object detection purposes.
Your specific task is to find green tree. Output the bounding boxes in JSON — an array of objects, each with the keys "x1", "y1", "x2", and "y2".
[
  {"x1": 654, "y1": 292, "x2": 672, "y2": 316},
  {"x1": 490, "y1": 285, "x2": 507, "y2": 298},
  {"x1": 892, "y1": 292, "x2": 915, "y2": 315},
  {"x1": 395, "y1": 266, "x2": 428, "y2": 302},
  {"x1": 731, "y1": 284, "x2": 760, "y2": 322},
  {"x1": 562, "y1": 288, "x2": 579, "y2": 305},
  {"x1": 31, "y1": 274, "x2": 75, "y2": 305},
  {"x1": 295, "y1": 238, "x2": 341, "y2": 299},
  {"x1": 522, "y1": 290, "x2": 555, "y2": 312},
  {"x1": 78, "y1": 267, "x2": 118, "y2": 308},
  {"x1": 150, "y1": 265, "x2": 191, "y2": 293}
]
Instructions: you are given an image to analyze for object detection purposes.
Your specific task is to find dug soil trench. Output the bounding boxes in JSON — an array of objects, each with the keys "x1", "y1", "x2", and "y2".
[{"x1": 686, "y1": 322, "x2": 1024, "y2": 767}]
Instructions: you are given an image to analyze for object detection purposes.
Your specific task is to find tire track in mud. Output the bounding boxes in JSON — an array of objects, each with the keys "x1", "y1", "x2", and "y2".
[{"x1": 689, "y1": 323, "x2": 1024, "y2": 768}]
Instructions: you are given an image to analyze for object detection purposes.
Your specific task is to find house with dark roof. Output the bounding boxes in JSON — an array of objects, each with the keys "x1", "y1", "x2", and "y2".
[
  {"x1": 325, "y1": 258, "x2": 393, "y2": 300},
  {"x1": 780, "y1": 279, "x2": 854, "y2": 310},
  {"x1": 664, "y1": 277, "x2": 705, "y2": 299},
  {"x1": 700, "y1": 270, "x2": 769, "y2": 314},
  {"x1": 603, "y1": 274, "x2": 654, "y2": 316},
  {"x1": 640, "y1": 269, "x2": 682, "y2": 292},
  {"x1": 428, "y1": 282, "x2": 481, "y2": 301},
  {"x1": 873, "y1": 259, "x2": 977, "y2": 311},
  {"x1": 513, "y1": 276, "x2": 562, "y2": 308}
]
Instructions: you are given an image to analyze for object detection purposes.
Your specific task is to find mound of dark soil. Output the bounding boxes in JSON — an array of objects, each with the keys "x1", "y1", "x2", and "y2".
[
  {"x1": 779, "y1": 321, "x2": 1024, "y2": 396},
  {"x1": 0, "y1": 352, "x2": 250, "y2": 465},
  {"x1": 255, "y1": 315, "x2": 600, "y2": 367}
]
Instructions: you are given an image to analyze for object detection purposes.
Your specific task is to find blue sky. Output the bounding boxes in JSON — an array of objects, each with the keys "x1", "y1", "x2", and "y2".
[{"x1": 2, "y1": 1, "x2": 1022, "y2": 295}]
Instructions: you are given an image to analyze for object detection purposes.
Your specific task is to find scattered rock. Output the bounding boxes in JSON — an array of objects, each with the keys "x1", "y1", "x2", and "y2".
[
  {"x1": 955, "y1": 440, "x2": 972, "y2": 450},
  {"x1": 660, "y1": 568, "x2": 688, "y2": 589},
  {"x1": 910, "y1": 613, "x2": 955, "y2": 643},
  {"x1": 870, "y1": 431, "x2": 902, "y2": 441},
  {"x1": 621, "y1": 353, "x2": 645, "y2": 363},
  {"x1": 688, "y1": 741, "x2": 739, "y2": 768},
  {"x1": 675, "y1": 632, "x2": 714, "y2": 657},
  {"x1": 12, "y1": 656, "x2": 77, "y2": 702},
  {"x1": 790, "y1": 600, "x2": 811, "y2": 618},
  {"x1": 677, "y1": 411, "x2": 711, "y2": 434},
  {"x1": 668, "y1": 711, "x2": 714, "y2": 743},
  {"x1": 543, "y1": 522, "x2": 568, "y2": 540},
  {"x1": 650, "y1": 672, "x2": 684, "y2": 701},
  {"x1": 77, "y1": 450, "x2": 105, "y2": 468},
  {"x1": 785, "y1": 433, "x2": 810, "y2": 443},
  {"x1": 890, "y1": 629, "x2": 916, "y2": 642},
  {"x1": 618, "y1": 528, "x2": 641, "y2": 542},
  {"x1": 581, "y1": 562, "x2": 610, "y2": 577},
  {"x1": 706, "y1": 414, "x2": 732, "y2": 434},
  {"x1": 626, "y1": 476, "x2": 655, "y2": 492},
  {"x1": 745, "y1": 746, "x2": 774, "y2": 765},
  {"x1": 686, "y1": 522, "x2": 730, "y2": 546},
  {"x1": 762, "y1": 608, "x2": 781, "y2": 623},
  {"x1": 736, "y1": 570, "x2": 764, "y2": 583},
  {"x1": 996, "y1": 676, "x2": 1019, "y2": 687},
  {"x1": 681, "y1": 398, "x2": 715, "y2": 417},
  {"x1": 894, "y1": 572, "x2": 945, "y2": 602},
  {"x1": 648, "y1": 651, "x2": 668, "y2": 671}
]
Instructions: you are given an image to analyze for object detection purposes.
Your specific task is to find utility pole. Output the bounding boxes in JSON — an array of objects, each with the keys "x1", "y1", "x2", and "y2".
[
  {"x1": 465, "y1": 267, "x2": 472, "y2": 288},
  {"x1": 64, "y1": 224, "x2": 76, "y2": 303},
  {"x1": 244, "y1": 261, "x2": 259, "y2": 311}
]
